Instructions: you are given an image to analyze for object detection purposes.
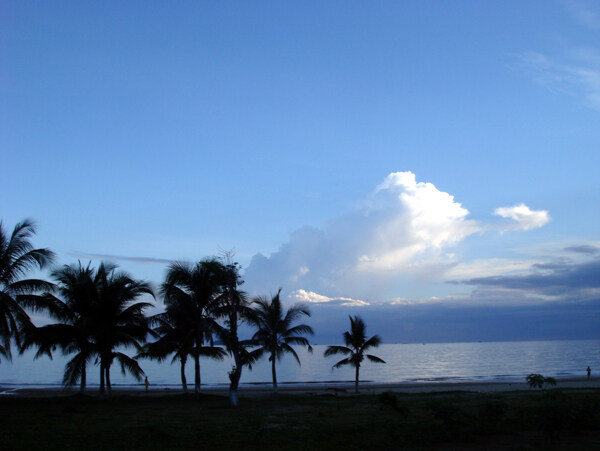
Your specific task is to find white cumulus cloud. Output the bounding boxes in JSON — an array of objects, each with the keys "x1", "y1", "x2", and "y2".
[
  {"x1": 289, "y1": 289, "x2": 370, "y2": 307},
  {"x1": 494, "y1": 203, "x2": 550, "y2": 231},
  {"x1": 244, "y1": 171, "x2": 550, "y2": 302},
  {"x1": 358, "y1": 171, "x2": 479, "y2": 271}
]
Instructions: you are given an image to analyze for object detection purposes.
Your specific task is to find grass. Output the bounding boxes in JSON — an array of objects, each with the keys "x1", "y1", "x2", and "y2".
[{"x1": 1, "y1": 389, "x2": 599, "y2": 450}]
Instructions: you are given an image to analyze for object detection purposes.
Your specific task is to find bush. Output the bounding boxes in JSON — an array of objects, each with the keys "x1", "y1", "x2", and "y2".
[{"x1": 526, "y1": 373, "x2": 557, "y2": 390}]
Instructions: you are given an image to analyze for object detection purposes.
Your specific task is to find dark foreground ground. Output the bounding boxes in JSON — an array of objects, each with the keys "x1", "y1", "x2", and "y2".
[{"x1": 1, "y1": 388, "x2": 599, "y2": 450}]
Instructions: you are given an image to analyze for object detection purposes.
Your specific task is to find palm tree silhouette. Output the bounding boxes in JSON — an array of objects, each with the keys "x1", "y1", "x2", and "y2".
[
  {"x1": 213, "y1": 254, "x2": 260, "y2": 406},
  {"x1": 23, "y1": 262, "x2": 97, "y2": 394},
  {"x1": 324, "y1": 315, "x2": 385, "y2": 394},
  {"x1": 0, "y1": 219, "x2": 54, "y2": 362},
  {"x1": 89, "y1": 262, "x2": 155, "y2": 396},
  {"x1": 160, "y1": 260, "x2": 226, "y2": 393},
  {"x1": 23, "y1": 262, "x2": 153, "y2": 396},
  {"x1": 139, "y1": 307, "x2": 194, "y2": 392},
  {"x1": 249, "y1": 289, "x2": 313, "y2": 393},
  {"x1": 93, "y1": 263, "x2": 154, "y2": 396}
]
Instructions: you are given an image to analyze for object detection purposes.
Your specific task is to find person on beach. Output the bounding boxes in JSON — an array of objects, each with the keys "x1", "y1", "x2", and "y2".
[
  {"x1": 587, "y1": 366, "x2": 591, "y2": 380},
  {"x1": 145, "y1": 376, "x2": 149, "y2": 392}
]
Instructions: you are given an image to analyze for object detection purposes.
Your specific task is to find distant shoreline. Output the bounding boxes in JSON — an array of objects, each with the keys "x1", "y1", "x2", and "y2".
[{"x1": 2, "y1": 376, "x2": 599, "y2": 398}]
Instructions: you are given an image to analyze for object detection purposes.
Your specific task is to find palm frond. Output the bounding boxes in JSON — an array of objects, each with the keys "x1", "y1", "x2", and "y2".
[
  {"x1": 113, "y1": 352, "x2": 145, "y2": 381},
  {"x1": 283, "y1": 303, "x2": 311, "y2": 323},
  {"x1": 324, "y1": 345, "x2": 352, "y2": 357},
  {"x1": 366, "y1": 354, "x2": 386, "y2": 364},
  {"x1": 362, "y1": 334, "x2": 382, "y2": 351},
  {"x1": 332, "y1": 357, "x2": 352, "y2": 369},
  {"x1": 280, "y1": 342, "x2": 301, "y2": 365},
  {"x1": 62, "y1": 352, "x2": 91, "y2": 387},
  {"x1": 198, "y1": 345, "x2": 227, "y2": 359},
  {"x1": 285, "y1": 336, "x2": 312, "y2": 348},
  {"x1": 285, "y1": 324, "x2": 314, "y2": 337}
]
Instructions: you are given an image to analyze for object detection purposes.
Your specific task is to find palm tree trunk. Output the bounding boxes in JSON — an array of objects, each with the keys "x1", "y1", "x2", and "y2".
[
  {"x1": 229, "y1": 341, "x2": 243, "y2": 406},
  {"x1": 271, "y1": 356, "x2": 278, "y2": 394},
  {"x1": 194, "y1": 352, "x2": 200, "y2": 393},
  {"x1": 99, "y1": 362, "x2": 105, "y2": 397},
  {"x1": 229, "y1": 387, "x2": 239, "y2": 406},
  {"x1": 106, "y1": 365, "x2": 112, "y2": 396},
  {"x1": 180, "y1": 358, "x2": 188, "y2": 393},
  {"x1": 80, "y1": 362, "x2": 86, "y2": 394},
  {"x1": 355, "y1": 365, "x2": 360, "y2": 394},
  {"x1": 228, "y1": 307, "x2": 243, "y2": 407},
  {"x1": 229, "y1": 365, "x2": 241, "y2": 407}
]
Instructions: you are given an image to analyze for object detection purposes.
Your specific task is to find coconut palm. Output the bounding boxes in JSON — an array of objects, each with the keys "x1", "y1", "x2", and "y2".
[
  {"x1": 21, "y1": 261, "x2": 152, "y2": 396},
  {"x1": 91, "y1": 262, "x2": 154, "y2": 397},
  {"x1": 249, "y1": 289, "x2": 313, "y2": 393},
  {"x1": 140, "y1": 297, "x2": 226, "y2": 393},
  {"x1": 324, "y1": 315, "x2": 386, "y2": 394},
  {"x1": 160, "y1": 259, "x2": 227, "y2": 393},
  {"x1": 22, "y1": 262, "x2": 97, "y2": 393},
  {"x1": 0, "y1": 219, "x2": 54, "y2": 361},
  {"x1": 213, "y1": 255, "x2": 260, "y2": 406},
  {"x1": 139, "y1": 307, "x2": 193, "y2": 392}
]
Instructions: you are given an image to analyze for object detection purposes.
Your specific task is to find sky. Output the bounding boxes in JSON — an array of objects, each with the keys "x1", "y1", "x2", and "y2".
[{"x1": 2, "y1": 1, "x2": 599, "y2": 343}]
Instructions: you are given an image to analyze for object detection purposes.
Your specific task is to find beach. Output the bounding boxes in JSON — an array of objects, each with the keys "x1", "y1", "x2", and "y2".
[{"x1": 3, "y1": 376, "x2": 599, "y2": 398}]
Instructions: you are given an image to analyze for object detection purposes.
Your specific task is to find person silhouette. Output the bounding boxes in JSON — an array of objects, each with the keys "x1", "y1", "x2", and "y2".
[
  {"x1": 145, "y1": 376, "x2": 149, "y2": 392},
  {"x1": 587, "y1": 366, "x2": 591, "y2": 381}
]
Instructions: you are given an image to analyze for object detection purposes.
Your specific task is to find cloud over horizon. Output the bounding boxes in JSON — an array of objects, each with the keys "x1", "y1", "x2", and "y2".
[
  {"x1": 289, "y1": 289, "x2": 370, "y2": 307},
  {"x1": 460, "y1": 258, "x2": 600, "y2": 302},
  {"x1": 245, "y1": 171, "x2": 549, "y2": 301}
]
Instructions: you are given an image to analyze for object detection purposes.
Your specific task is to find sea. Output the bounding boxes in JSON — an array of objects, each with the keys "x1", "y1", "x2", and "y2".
[{"x1": 1, "y1": 339, "x2": 598, "y2": 390}]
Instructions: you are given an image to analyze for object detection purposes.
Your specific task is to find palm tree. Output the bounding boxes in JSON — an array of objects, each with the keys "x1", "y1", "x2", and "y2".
[
  {"x1": 160, "y1": 260, "x2": 226, "y2": 393},
  {"x1": 22, "y1": 262, "x2": 97, "y2": 394},
  {"x1": 324, "y1": 315, "x2": 386, "y2": 394},
  {"x1": 91, "y1": 262, "x2": 154, "y2": 397},
  {"x1": 26, "y1": 262, "x2": 154, "y2": 396},
  {"x1": 139, "y1": 307, "x2": 194, "y2": 392},
  {"x1": 0, "y1": 219, "x2": 54, "y2": 361},
  {"x1": 213, "y1": 254, "x2": 260, "y2": 406},
  {"x1": 249, "y1": 289, "x2": 313, "y2": 393}
]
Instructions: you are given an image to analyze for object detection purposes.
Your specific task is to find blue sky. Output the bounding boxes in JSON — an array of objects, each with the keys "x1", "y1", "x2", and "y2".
[{"x1": 2, "y1": 1, "x2": 599, "y2": 342}]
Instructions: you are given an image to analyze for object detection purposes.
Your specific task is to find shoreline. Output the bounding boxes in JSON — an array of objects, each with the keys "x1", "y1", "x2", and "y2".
[{"x1": 3, "y1": 376, "x2": 599, "y2": 398}]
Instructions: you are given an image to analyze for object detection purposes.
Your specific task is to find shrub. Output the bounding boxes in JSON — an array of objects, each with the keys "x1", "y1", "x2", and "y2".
[{"x1": 526, "y1": 373, "x2": 557, "y2": 390}]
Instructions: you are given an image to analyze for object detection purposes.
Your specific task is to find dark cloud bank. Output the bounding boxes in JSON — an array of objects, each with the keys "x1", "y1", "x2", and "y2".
[
  {"x1": 460, "y1": 259, "x2": 600, "y2": 300},
  {"x1": 304, "y1": 258, "x2": 600, "y2": 344},
  {"x1": 307, "y1": 300, "x2": 600, "y2": 345}
]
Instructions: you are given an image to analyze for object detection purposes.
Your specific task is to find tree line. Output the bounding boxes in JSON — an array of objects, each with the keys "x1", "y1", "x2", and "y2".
[{"x1": 1, "y1": 219, "x2": 385, "y2": 405}]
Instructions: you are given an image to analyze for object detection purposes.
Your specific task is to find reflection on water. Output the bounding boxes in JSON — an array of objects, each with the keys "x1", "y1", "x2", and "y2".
[{"x1": 1, "y1": 339, "x2": 598, "y2": 388}]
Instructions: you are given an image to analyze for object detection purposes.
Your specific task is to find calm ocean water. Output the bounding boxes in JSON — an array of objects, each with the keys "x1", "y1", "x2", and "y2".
[{"x1": 1, "y1": 340, "x2": 598, "y2": 389}]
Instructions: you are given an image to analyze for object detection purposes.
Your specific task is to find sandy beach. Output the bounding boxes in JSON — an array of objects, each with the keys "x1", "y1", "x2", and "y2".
[{"x1": 3, "y1": 376, "x2": 599, "y2": 398}]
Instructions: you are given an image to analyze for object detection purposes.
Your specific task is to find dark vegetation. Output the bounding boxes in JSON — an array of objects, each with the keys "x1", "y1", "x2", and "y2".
[
  {"x1": 248, "y1": 289, "x2": 314, "y2": 394},
  {"x1": 527, "y1": 373, "x2": 557, "y2": 390},
  {"x1": 324, "y1": 315, "x2": 385, "y2": 394},
  {"x1": 1, "y1": 389, "x2": 599, "y2": 450}
]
